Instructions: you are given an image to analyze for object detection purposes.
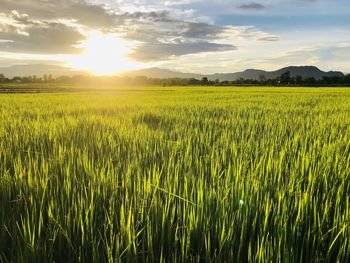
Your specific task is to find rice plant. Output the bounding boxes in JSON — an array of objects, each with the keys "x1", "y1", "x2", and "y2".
[{"x1": 0, "y1": 87, "x2": 349, "y2": 262}]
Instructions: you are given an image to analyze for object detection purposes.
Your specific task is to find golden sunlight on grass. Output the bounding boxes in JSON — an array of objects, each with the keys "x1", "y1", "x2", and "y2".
[{"x1": 68, "y1": 31, "x2": 144, "y2": 75}]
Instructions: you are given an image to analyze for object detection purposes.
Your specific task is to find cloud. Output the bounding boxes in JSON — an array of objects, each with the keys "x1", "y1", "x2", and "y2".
[
  {"x1": 124, "y1": 16, "x2": 279, "y2": 62},
  {"x1": 0, "y1": 4, "x2": 242, "y2": 60},
  {"x1": 130, "y1": 40, "x2": 235, "y2": 61},
  {"x1": 9, "y1": 10, "x2": 40, "y2": 26},
  {"x1": 123, "y1": 16, "x2": 229, "y2": 42},
  {"x1": 0, "y1": 11, "x2": 85, "y2": 54},
  {"x1": 0, "y1": 0, "x2": 118, "y2": 28},
  {"x1": 237, "y1": 3, "x2": 266, "y2": 10},
  {"x1": 0, "y1": 0, "x2": 282, "y2": 64},
  {"x1": 258, "y1": 36, "x2": 279, "y2": 42},
  {"x1": 0, "y1": 24, "x2": 85, "y2": 54},
  {"x1": 118, "y1": 11, "x2": 243, "y2": 61},
  {"x1": 182, "y1": 22, "x2": 226, "y2": 39}
]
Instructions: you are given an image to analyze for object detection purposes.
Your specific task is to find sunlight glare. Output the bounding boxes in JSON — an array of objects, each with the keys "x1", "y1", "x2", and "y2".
[{"x1": 68, "y1": 32, "x2": 143, "y2": 75}]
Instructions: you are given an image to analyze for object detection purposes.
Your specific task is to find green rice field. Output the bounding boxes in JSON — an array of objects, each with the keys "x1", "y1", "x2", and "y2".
[{"x1": 0, "y1": 86, "x2": 349, "y2": 262}]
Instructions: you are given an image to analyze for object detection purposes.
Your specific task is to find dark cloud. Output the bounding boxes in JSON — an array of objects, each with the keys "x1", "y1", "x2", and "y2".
[
  {"x1": 0, "y1": 0, "x2": 118, "y2": 28},
  {"x1": 123, "y1": 18, "x2": 227, "y2": 42},
  {"x1": 130, "y1": 40, "x2": 235, "y2": 61},
  {"x1": 182, "y1": 22, "x2": 225, "y2": 39},
  {"x1": 121, "y1": 12, "x2": 238, "y2": 61},
  {"x1": 122, "y1": 10, "x2": 171, "y2": 22},
  {"x1": 238, "y1": 3, "x2": 266, "y2": 10},
  {"x1": 0, "y1": 1, "x2": 247, "y2": 60},
  {"x1": 258, "y1": 36, "x2": 279, "y2": 42},
  {"x1": 65, "y1": 2, "x2": 119, "y2": 28},
  {"x1": 0, "y1": 11, "x2": 85, "y2": 54}
]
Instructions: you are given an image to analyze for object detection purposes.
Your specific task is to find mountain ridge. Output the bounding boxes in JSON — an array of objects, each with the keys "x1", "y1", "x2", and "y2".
[
  {"x1": 0, "y1": 64, "x2": 345, "y2": 80},
  {"x1": 0, "y1": 64, "x2": 86, "y2": 78},
  {"x1": 127, "y1": 66, "x2": 344, "y2": 81}
]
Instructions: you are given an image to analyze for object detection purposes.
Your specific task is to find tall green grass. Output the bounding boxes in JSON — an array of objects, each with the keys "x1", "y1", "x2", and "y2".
[{"x1": 0, "y1": 87, "x2": 349, "y2": 262}]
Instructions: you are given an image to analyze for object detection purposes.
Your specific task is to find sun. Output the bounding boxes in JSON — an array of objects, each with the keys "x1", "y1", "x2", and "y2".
[{"x1": 68, "y1": 31, "x2": 143, "y2": 75}]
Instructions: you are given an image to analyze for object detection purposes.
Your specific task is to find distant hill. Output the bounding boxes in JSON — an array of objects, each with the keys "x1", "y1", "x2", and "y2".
[
  {"x1": 127, "y1": 66, "x2": 344, "y2": 81},
  {"x1": 217, "y1": 66, "x2": 344, "y2": 81},
  {"x1": 123, "y1": 67, "x2": 203, "y2": 79},
  {"x1": 0, "y1": 64, "x2": 86, "y2": 78},
  {"x1": 0, "y1": 64, "x2": 345, "y2": 80}
]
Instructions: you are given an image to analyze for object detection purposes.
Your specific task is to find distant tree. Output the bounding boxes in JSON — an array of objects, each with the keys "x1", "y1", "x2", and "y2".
[
  {"x1": 0, "y1": 73, "x2": 5, "y2": 83},
  {"x1": 258, "y1": 74, "x2": 266, "y2": 84},
  {"x1": 295, "y1": 75, "x2": 303, "y2": 84},
  {"x1": 13, "y1": 76, "x2": 22, "y2": 82},
  {"x1": 188, "y1": 78, "x2": 200, "y2": 85},
  {"x1": 237, "y1": 78, "x2": 244, "y2": 85},
  {"x1": 304, "y1": 76, "x2": 316, "y2": 85},
  {"x1": 201, "y1": 77, "x2": 209, "y2": 85},
  {"x1": 344, "y1": 74, "x2": 350, "y2": 85},
  {"x1": 280, "y1": 71, "x2": 291, "y2": 84}
]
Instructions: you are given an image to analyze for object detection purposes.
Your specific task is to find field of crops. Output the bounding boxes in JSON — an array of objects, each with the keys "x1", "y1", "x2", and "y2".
[{"x1": 0, "y1": 86, "x2": 349, "y2": 262}]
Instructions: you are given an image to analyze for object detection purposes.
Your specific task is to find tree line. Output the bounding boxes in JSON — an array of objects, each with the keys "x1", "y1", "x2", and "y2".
[{"x1": 1, "y1": 71, "x2": 350, "y2": 86}]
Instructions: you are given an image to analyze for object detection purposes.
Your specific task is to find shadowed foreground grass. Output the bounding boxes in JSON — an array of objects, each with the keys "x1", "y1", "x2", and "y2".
[{"x1": 0, "y1": 86, "x2": 349, "y2": 262}]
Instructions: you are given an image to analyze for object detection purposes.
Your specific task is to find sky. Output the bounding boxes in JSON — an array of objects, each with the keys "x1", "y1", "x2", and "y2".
[{"x1": 0, "y1": 0, "x2": 349, "y2": 74}]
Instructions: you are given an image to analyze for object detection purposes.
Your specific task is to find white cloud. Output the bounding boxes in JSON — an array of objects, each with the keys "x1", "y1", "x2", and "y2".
[{"x1": 0, "y1": 0, "x2": 349, "y2": 73}]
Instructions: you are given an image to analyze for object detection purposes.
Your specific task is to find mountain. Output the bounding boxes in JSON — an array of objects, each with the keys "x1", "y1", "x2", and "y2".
[
  {"x1": 0, "y1": 64, "x2": 86, "y2": 78},
  {"x1": 126, "y1": 66, "x2": 344, "y2": 81},
  {"x1": 258, "y1": 66, "x2": 344, "y2": 80},
  {"x1": 0, "y1": 64, "x2": 345, "y2": 80},
  {"x1": 123, "y1": 67, "x2": 203, "y2": 79}
]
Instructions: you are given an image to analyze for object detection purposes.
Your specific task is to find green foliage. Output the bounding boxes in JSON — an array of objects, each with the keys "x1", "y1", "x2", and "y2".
[{"x1": 0, "y1": 87, "x2": 349, "y2": 262}]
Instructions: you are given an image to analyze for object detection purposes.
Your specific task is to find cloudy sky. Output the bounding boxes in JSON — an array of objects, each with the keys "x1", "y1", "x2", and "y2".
[{"x1": 0, "y1": 0, "x2": 349, "y2": 74}]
